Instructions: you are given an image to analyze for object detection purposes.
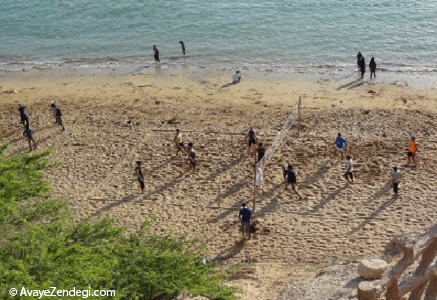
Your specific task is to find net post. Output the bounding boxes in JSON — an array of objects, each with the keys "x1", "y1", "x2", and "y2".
[
  {"x1": 298, "y1": 96, "x2": 302, "y2": 137},
  {"x1": 253, "y1": 163, "x2": 257, "y2": 213}
]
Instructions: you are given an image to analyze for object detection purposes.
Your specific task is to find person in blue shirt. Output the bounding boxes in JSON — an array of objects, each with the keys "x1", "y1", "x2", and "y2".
[
  {"x1": 334, "y1": 132, "x2": 347, "y2": 159},
  {"x1": 284, "y1": 165, "x2": 302, "y2": 200},
  {"x1": 239, "y1": 203, "x2": 254, "y2": 240}
]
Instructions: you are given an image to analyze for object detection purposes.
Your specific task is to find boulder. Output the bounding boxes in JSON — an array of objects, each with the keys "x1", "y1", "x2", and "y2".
[{"x1": 358, "y1": 259, "x2": 388, "y2": 279}]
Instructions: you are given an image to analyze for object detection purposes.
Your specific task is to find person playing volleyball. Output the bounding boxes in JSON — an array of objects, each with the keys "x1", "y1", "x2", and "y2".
[
  {"x1": 334, "y1": 132, "x2": 347, "y2": 159},
  {"x1": 407, "y1": 137, "x2": 418, "y2": 167}
]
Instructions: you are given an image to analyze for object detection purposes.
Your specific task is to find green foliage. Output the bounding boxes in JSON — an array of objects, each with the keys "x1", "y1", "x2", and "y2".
[{"x1": 0, "y1": 144, "x2": 237, "y2": 300}]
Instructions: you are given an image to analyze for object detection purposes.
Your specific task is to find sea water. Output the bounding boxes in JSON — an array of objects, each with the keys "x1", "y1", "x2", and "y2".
[{"x1": 1, "y1": 0, "x2": 436, "y2": 78}]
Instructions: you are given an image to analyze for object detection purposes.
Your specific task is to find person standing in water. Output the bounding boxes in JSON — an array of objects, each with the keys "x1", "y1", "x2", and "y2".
[
  {"x1": 179, "y1": 41, "x2": 185, "y2": 55},
  {"x1": 356, "y1": 52, "x2": 362, "y2": 72},
  {"x1": 153, "y1": 45, "x2": 160, "y2": 63},
  {"x1": 359, "y1": 56, "x2": 366, "y2": 79},
  {"x1": 369, "y1": 57, "x2": 377, "y2": 79}
]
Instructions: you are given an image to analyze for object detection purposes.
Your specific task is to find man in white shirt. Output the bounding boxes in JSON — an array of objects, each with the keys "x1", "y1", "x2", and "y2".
[
  {"x1": 232, "y1": 70, "x2": 241, "y2": 83},
  {"x1": 344, "y1": 155, "x2": 354, "y2": 184},
  {"x1": 253, "y1": 163, "x2": 265, "y2": 193},
  {"x1": 391, "y1": 167, "x2": 401, "y2": 199}
]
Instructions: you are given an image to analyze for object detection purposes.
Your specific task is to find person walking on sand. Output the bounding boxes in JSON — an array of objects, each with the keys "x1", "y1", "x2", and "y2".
[
  {"x1": 174, "y1": 129, "x2": 187, "y2": 156},
  {"x1": 253, "y1": 163, "x2": 265, "y2": 193},
  {"x1": 369, "y1": 57, "x2": 377, "y2": 79},
  {"x1": 246, "y1": 126, "x2": 257, "y2": 156},
  {"x1": 18, "y1": 105, "x2": 29, "y2": 127},
  {"x1": 344, "y1": 155, "x2": 354, "y2": 184},
  {"x1": 407, "y1": 137, "x2": 418, "y2": 167},
  {"x1": 153, "y1": 45, "x2": 160, "y2": 63},
  {"x1": 187, "y1": 142, "x2": 196, "y2": 173},
  {"x1": 239, "y1": 203, "x2": 254, "y2": 240},
  {"x1": 23, "y1": 125, "x2": 37, "y2": 151},
  {"x1": 232, "y1": 70, "x2": 242, "y2": 83},
  {"x1": 284, "y1": 165, "x2": 302, "y2": 200},
  {"x1": 391, "y1": 166, "x2": 401, "y2": 199},
  {"x1": 55, "y1": 107, "x2": 65, "y2": 132},
  {"x1": 179, "y1": 41, "x2": 185, "y2": 55},
  {"x1": 334, "y1": 132, "x2": 347, "y2": 159},
  {"x1": 50, "y1": 101, "x2": 57, "y2": 123},
  {"x1": 359, "y1": 56, "x2": 366, "y2": 79},
  {"x1": 255, "y1": 142, "x2": 266, "y2": 163},
  {"x1": 135, "y1": 161, "x2": 145, "y2": 194}
]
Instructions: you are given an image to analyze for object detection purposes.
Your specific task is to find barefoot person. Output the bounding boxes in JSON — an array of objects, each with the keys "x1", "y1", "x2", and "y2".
[
  {"x1": 18, "y1": 105, "x2": 29, "y2": 127},
  {"x1": 356, "y1": 52, "x2": 362, "y2": 72},
  {"x1": 179, "y1": 41, "x2": 185, "y2": 55},
  {"x1": 23, "y1": 125, "x2": 37, "y2": 151},
  {"x1": 344, "y1": 155, "x2": 354, "y2": 184},
  {"x1": 55, "y1": 107, "x2": 65, "y2": 132},
  {"x1": 135, "y1": 161, "x2": 145, "y2": 194},
  {"x1": 369, "y1": 57, "x2": 377, "y2": 79},
  {"x1": 255, "y1": 142, "x2": 266, "y2": 163},
  {"x1": 174, "y1": 129, "x2": 187, "y2": 155},
  {"x1": 239, "y1": 203, "x2": 254, "y2": 240},
  {"x1": 391, "y1": 166, "x2": 401, "y2": 199},
  {"x1": 153, "y1": 45, "x2": 160, "y2": 63},
  {"x1": 253, "y1": 163, "x2": 265, "y2": 193},
  {"x1": 50, "y1": 101, "x2": 57, "y2": 123},
  {"x1": 187, "y1": 142, "x2": 196, "y2": 173},
  {"x1": 334, "y1": 133, "x2": 347, "y2": 159},
  {"x1": 283, "y1": 162, "x2": 291, "y2": 181},
  {"x1": 232, "y1": 70, "x2": 241, "y2": 83},
  {"x1": 246, "y1": 126, "x2": 257, "y2": 156},
  {"x1": 407, "y1": 137, "x2": 418, "y2": 166},
  {"x1": 284, "y1": 165, "x2": 302, "y2": 200},
  {"x1": 359, "y1": 56, "x2": 366, "y2": 79}
]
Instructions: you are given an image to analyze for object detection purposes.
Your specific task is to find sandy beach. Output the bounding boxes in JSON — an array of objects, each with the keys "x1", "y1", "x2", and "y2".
[{"x1": 1, "y1": 68, "x2": 437, "y2": 299}]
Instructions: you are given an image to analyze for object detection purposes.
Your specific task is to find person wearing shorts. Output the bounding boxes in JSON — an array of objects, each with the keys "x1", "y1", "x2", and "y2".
[
  {"x1": 407, "y1": 137, "x2": 418, "y2": 167},
  {"x1": 334, "y1": 133, "x2": 347, "y2": 159},
  {"x1": 391, "y1": 167, "x2": 401, "y2": 199},
  {"x1": 284, "y1": 165, "x2": 302, "y2": 200},
  {"x1": 239, "y1": 203, "x2": 254, "y2": 240},
  {"x1": 246, "y1": 126, "x2": 257, "y2": 155},
  {"x1": 283, "y1": 163, "x2": 291, "y2": 181},
  {"x1": 174, "y1": 129, "x2": 187, "y2": 156},
  {"x1": 135, "y1": 161, "x2": 145, "y2": 194},
  {"x1": 23, "y1": 125, "x2": 37, "y2": 151},
  {"x1": 344, "y1": 155, "x2": 354, "y2": 184},
  {"x1": 187, "y1": 143, "x2": 196, "y2": 173}
]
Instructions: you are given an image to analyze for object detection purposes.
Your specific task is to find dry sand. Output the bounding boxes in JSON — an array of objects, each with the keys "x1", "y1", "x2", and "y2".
[{"x1": 1, "y1": 68, "x2": 437, "y2": 299}]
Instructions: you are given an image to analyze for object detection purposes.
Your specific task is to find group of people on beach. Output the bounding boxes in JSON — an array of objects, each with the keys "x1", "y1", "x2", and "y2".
[
  {"x1": 17, "y1": 102, "x2": 65, "y2": 152},
  {"x1": 357, "y1": 52, "x2": 377, "y2": 79}
]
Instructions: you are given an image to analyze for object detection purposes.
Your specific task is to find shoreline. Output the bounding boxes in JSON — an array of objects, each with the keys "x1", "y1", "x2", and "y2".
[{"x1": 1, "y1": 58, "x2": 436, "y2": 88}]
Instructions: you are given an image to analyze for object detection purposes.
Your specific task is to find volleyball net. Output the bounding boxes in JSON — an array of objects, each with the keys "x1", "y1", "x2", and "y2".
[{"x1": 257, "y1": 97, "x2": 300, "y2": 173}]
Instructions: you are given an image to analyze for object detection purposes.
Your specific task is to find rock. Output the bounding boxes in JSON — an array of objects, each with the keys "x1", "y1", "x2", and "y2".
[
  {"x1": 368, "y1": 90, "x2": 376, "y2": 94},
  {"x1": 363, "y1": 110, "x2": 370, "y2": 115},
  {"x1": 155, "y1": 101, "x2": 161, "y2": 105},
  {"x1": 382, "y1": 132, "x2": 387, "y2": 137},
  {"x1": 358, "y1": 259, "x2": 388, "y2": 279},
  {"x1": 358, "y1": 282, "x2": 377, "y2": 300}
]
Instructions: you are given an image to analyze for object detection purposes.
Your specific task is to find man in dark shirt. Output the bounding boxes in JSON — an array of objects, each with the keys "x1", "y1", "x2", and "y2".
[
  {"x1": 135, "y1": 161, "x2": 144, "y2": 194},
  {"x1": 179, "y1": 41, "x2": 185, "y2": 55},
  {"x1": 246, "y1": 126, "x2": 257, "y2": 156},
  {"x1": 239, "y1": 203, "x2": 254, "y2": 240},
  {"x1": 55, "y1": 108, "x2": 65, "y2": 132},
  {"x1": 18, "y1": 105, "x2": 29, "y2": 127},
  {"x1": 187, "y1": 143, "x2": 196, "y2": 173},
  {"x1": 284, "y1": 165, "x2": 302, "y2": 200},
  {"x1": 23, "y1": 125, "x2": 37, "y2": 151},
  {"x1": 256, "y1": 142, "x2": 266, "y2": 163}
]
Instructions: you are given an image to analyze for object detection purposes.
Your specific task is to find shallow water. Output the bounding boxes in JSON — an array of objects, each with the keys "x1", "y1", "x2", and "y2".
[{"x1": 1, "y1": 0, "x2": 437, "y2": 77}]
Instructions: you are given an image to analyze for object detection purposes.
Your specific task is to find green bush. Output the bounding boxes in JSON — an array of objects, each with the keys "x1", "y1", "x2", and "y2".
[{"x1": 0, "y1": 144, "x2": 237, "y2": 300}]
